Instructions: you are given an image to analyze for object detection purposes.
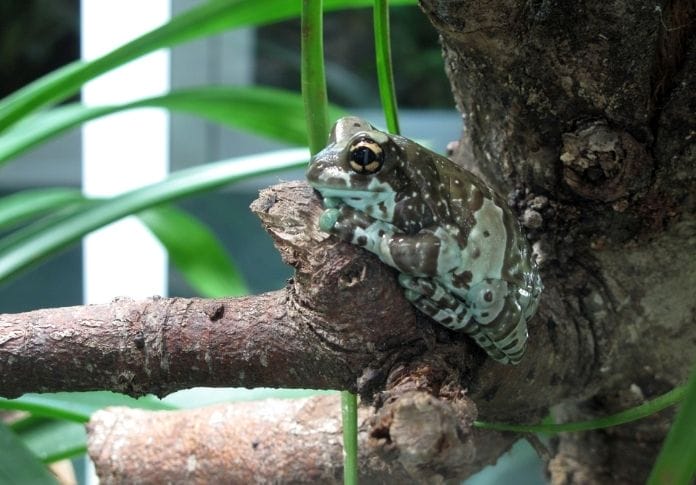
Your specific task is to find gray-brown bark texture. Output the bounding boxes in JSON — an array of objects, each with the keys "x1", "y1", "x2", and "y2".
[
  {"x1": 1, "y1": 0, "x2": 695, "y2": 483},
  {"x1": 419, "y1": 0, "x2": 696, "y2": 482}
]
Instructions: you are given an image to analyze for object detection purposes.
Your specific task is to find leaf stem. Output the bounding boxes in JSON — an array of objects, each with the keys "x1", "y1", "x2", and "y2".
[
  {"x1": 648, "y1": 366, "x2": 696, "y2": 484},
  {"x1": 341, "y1": 391, "x2": 359, "y2": 485},
  {"x1": 373, "y1": 0, "x2": 400, "y2": 134},
  {"x1": 301, "y1": 0, "x2": 330, "y2": 154},
  {"x1": 475, "y1": 385, "x2": 686, "y2": 434}
]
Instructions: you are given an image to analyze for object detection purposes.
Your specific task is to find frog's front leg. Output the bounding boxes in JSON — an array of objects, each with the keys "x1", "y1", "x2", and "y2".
[{"x1": 319, "y1": 206, "x2": 457, "y2": 277}]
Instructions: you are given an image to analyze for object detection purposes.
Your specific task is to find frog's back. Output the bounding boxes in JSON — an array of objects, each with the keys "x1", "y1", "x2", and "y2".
[{"x1": 430, "y1": 157, "x2": 536, "y2": 289}]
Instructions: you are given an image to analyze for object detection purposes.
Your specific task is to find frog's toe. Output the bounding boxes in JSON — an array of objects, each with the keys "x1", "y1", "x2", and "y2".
[
  {"x1": 398, "y1": 275, "x2": 457, "y2": 305},
  {"x1": 408, "y1": 295, "x2": 464, "y2": 331},
  {"x1": 318, "y1": 208, "x2": 340, "y2": 232},
  {"x1": 398, "y1": 276, "x2": 477, "y2": 331},
  {"x1": 398, "y1": 274, "x2": 435, "y2": 297},
  {"x1": 322, "y1": 196, "x2": 341, "y2": 209}
]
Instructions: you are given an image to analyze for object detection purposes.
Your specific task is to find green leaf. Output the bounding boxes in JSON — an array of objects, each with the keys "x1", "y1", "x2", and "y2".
[
  {"x1": 0, "y1": 86, "x2": 346, "y2": 167},
  {"x1": 0, "y1": 421, "x2": 57, "y2": 485},
  {"x1": 374, "y1": 0, "x2": 401, "y2": 134},
  {"x1": 299, "y1": 2, "x2": 358, "y2": 483},
  {"x1": 0, "y1": 149, "x2": 308, "y2": 283},
  {"x1": 301, "y1": 0, "x2": 330, "y2": 155},
  {"x1": 648, "y1": 365, "x2": 696, "y2": 484},
  {"x1": 0, "y1": 188, "x2": 83, "y2": 230},
  {"x1": 0, "y1": 0, "x2": 416, "y2": 133},
  {"x1": 475, "y1": 385, "x2": 686, "y2": 434},
  {"x1": 341, "y1": 391, "x2": 359, "y2": 485},
  {"x1": 139, "y1": 205, "x2": 249, "y2": 297},
  {"x1": 15, "y1": 419, "x2": 87, "y2": 464},
  {"x1": 0, "y1": 392, "x2": 176, "y2": 423},
  {"x1": 0, "y1": 190, "x2": 249, "y2": 297}
]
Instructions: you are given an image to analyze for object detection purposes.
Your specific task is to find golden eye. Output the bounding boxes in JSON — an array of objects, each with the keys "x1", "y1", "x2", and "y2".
[{"x1": 348, "y1": 138, "x2": 384, "y2": 174}]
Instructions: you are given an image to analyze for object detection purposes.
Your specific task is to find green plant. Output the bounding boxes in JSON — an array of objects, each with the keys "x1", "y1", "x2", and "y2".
[{"x1": 0, "y1": 0, "x2": 694, "y2": 483}]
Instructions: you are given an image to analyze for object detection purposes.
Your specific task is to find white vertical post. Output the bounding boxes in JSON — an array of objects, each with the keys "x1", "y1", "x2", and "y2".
[{"x1": 81, "y1": 0, "x2": 171, "y2": 304}]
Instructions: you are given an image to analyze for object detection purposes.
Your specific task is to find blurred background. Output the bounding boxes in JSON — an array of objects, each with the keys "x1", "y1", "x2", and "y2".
[
  {"x1": 0, "y1": 0, "x2": 460, "y2": 312},
  {"x1": 0, "y1": 1, "x2": 544, "y2": 483}
]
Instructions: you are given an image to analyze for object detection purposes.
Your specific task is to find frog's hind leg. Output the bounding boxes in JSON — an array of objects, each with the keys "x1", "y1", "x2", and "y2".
[
  {"x1": 473, "y1": 312, "x2": 528, "y2": 365},
  {"x1": 398, "y1": 274, "x2": 473, "y2": 331},
  {"x1": 399, "y1": 275, "x2": 522, "y2": 364},
  {"x1": 469, "y1": 280, "x2": 530, "y2": 365}
]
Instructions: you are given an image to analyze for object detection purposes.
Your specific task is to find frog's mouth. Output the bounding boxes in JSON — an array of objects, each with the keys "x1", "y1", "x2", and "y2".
[
  {"x1": 314, "y1": 186, "x2": 384, "y2": 201},
  {"x1": 310, "y1": 185, "x2": 397, "y2": 221}
]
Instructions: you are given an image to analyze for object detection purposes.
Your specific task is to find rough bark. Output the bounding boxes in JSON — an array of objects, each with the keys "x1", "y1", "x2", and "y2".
[
  {"x1": 0, "y1": 181, "x2": 583, "y2": 482},
  {"x1": 87, "y1": 387, "x2": 484, "y2": 483},
  {"x1": 0, "y1": 184, "x2": 420, "y2": 399},
  {"x1": 420, "y1": 0, "x2": 696, "y2": 482},
  {"x1": 1, "y1": 0, "x2": 694, "y2": 483}
]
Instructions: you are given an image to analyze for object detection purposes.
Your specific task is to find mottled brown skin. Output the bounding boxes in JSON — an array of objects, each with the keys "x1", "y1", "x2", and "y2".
[{"x1": 307, "y1": 117, "x2": 542, "y2": 364}]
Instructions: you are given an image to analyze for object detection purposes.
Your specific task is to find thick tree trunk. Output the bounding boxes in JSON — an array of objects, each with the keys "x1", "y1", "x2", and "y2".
[{"x1": 420, "y1": 0, "x2": 696, "y2": 481}]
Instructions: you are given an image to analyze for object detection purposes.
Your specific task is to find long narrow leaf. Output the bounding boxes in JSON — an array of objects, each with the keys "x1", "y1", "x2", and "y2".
[
  {"x1": 0, "y1": 0, "x2": 416, "y2": 133},
  {"x1": 301, "y1": 0, "x2": 329, "y2": 154},
  {"x1": 341, "y1": 390, "x2": 359, "y2": 485},
  {"x1": 0, "y1": 191, "x2": 248, "y2": 298},
  {"x1": 0, "y1": 188, "x2": 83, "y2": 230},
  {"x1": 0, "y1": 200, "x2": 94, "y2": 255},
  {"x1": 0, "y1": 86, "x2": 346, "y2": 166},
  {"x1": 0, "y1": 422, "x2": 57, "y2": 485},
  {"x1": 648, "y1": 366, "x2": 696, "y2": 484},
  {"x1": 300, "y1": 1, "x2": 358, "y2": 483},
  {"x1": 0, "y1": 392, "x2": 176, "y2": 424},
  {"x1": 475, "y1": 385, "x2": 686, "y2": 434},
  {"x1": 139, "y1": 205, "x2": 249, "y2": 297},
  {"x1": 373, "y1": 0, "x2": 400, "y2": 134},
  {"x1": 16, "y1": 419, "x2": 87, "y2": 464},
  {"x1": 0, "y1": 149, "x2": 308, "y2": 283}
]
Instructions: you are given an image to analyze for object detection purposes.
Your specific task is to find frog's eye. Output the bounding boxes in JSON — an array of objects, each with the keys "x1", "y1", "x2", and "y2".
[{"x1": 348, "y1": 137, "x2": 384, "y2": 174}]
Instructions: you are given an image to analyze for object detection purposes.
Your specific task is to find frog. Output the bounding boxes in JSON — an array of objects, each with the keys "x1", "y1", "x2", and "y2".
[{"x1": 306, "y1": 116, "x2": 542, "y2": 364}]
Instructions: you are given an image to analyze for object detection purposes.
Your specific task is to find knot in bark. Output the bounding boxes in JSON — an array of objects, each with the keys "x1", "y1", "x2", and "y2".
[{"x1": 560, "y1": 121, "x2": 652, "y2": 202}]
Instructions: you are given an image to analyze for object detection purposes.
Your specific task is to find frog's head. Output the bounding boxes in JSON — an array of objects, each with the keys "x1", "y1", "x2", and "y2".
[{"x1": 306, "y1": 116, "x2": 412, "y2": 223}]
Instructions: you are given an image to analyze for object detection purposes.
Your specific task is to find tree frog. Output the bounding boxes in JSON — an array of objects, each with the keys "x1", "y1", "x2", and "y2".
[{"x1": 306, "y1": 117, "x2": 542, "y2": 364}]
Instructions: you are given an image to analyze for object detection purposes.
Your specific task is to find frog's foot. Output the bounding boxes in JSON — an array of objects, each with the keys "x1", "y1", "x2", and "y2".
[
  {"x1": 476, "y1": 312, "x2": 528, "y2": 364},
  {"x1": 319, "y1": 206, "x2": 377, "y2": 237},
  {"x1": 400, "y1": 275, "x2": 527, "y2": 365},
  {"x1": 320, "y1": 206, "x2": 413, "y2": 271}
]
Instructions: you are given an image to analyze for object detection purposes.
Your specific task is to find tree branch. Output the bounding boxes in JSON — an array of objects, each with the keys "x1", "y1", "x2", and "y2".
[
  {"x1": 86, "y1": 369, "x2": 517, "y2": 483},
  {"x1": 1, "y1": 182, "x2": 592, "y2": 419},
  {"x1": 4, "y1": 180, "x2": 692, "y2": 481}
]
